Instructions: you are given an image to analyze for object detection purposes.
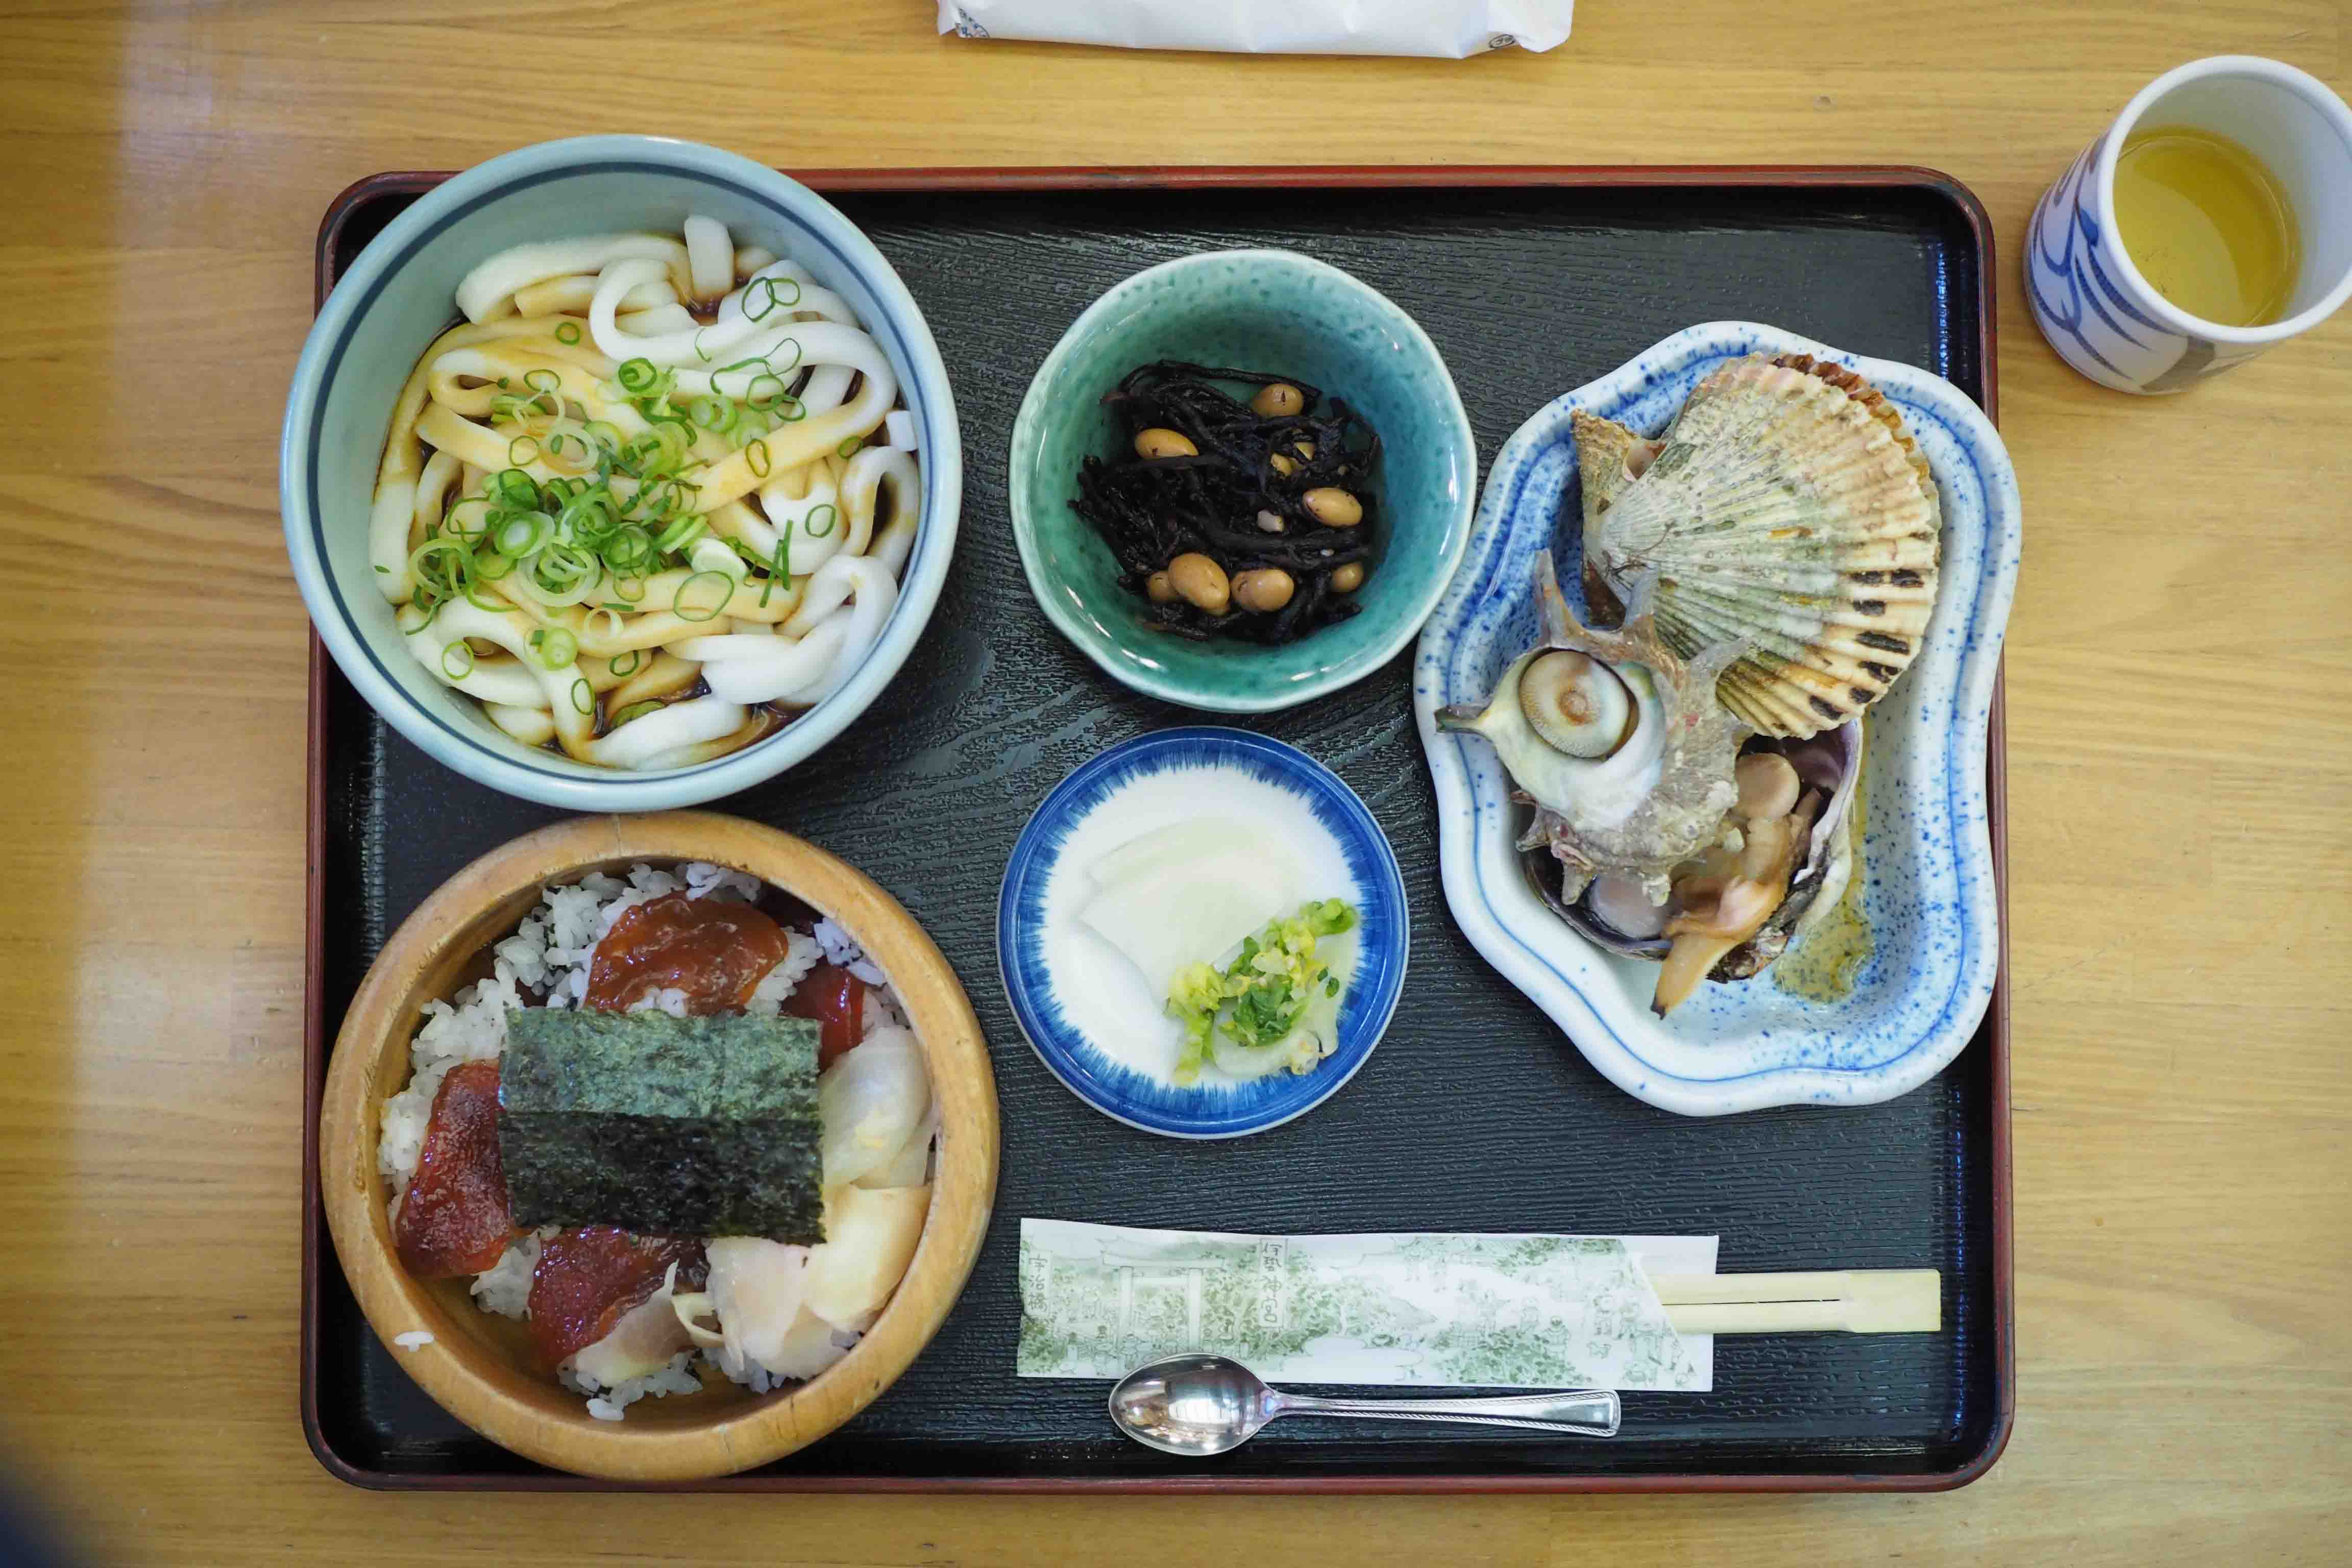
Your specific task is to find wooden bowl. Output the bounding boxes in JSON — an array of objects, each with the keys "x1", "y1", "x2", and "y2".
[{"x1": 317, "y1": 812, "x2": 998, "y2": 1481}]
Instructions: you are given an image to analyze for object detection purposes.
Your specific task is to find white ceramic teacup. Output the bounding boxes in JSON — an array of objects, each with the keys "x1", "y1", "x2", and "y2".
[{"x1": 2026, "y1": 56, "x2": 2352, "y2": 394}]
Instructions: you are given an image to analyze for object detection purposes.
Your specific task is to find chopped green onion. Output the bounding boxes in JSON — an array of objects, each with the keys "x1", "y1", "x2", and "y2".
[
  {"x1": 408, "y1": 538, "x2": 473, "y2": 605},
  {"x1": 495, "y1": 512, "x2": 552, "y2": 557},
  {"x1": 758, "y1": 532, "x2": 788, "y2": 607},
  {"x1": 607, "y1": 650, "x2": 644, "y2": 678},
  {"x1": 672, "y1": 570, "x2": 731, "y2": 622},
  {"x1": 507, "y1": 435, "x2": 540, "y2": 467},
  {"x1": 743, "y1": 276, "x2": 801, "y2": 321},
  {"x1": 524, "y1": 367, "x2": 561, "y2": 395},
  {"x1": 609, "y1": 698, "x2": 664, "y2": 727},
  {"x1": 529, "y1": 542, "x2": 599, "y2": 598},
  {"x1": 653, "y1": 511, "x2": 706, "y2": 555},
  {"x1": 442, "y1": 497, "x2": 493, "y2": 544},
  {"x1": 616, "y1": 358, "x2": 662, "y2": 396},
  {"x1": 529, "y1": 627, "x2": 578, "y2": 670},
  {"x1": 557, "y1": 488, "x2": 617, "y2": 538},
  {"x1": 571, "y1": 678, "x2": 595, "y2": 716},
  {"x1": 838, "y1": 435, "x2": 863, "y2": 459},
  {"x1": 555, "y1": 321, "x2": 582, "y2": 345},
  {"x1": 440, "y1": 642, "x2": 475, "y2": 680},
  {"x1": 803, "y1": 503, "x2": 837, "y2": 540},
  {"x1": 603, "y1": 527, "x2": 656, "y2": 575},
  {"x1": 745, "y1": 438, "x2": 772, "y2": 479}
]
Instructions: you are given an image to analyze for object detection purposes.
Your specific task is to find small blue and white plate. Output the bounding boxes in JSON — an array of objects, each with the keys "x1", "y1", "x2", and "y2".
[
  {"x1": 1415, "y1": 322, "x2": 2022, "y2": 1117},
  {"x1": 998, "y1": 728, "x2": 1409, "y2": 1139}
]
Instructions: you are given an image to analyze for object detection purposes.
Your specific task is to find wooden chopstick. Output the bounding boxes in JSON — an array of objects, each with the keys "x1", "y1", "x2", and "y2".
[{"x1": 1645, "y1": 1269, "x2": 1942, "y2": 1335}]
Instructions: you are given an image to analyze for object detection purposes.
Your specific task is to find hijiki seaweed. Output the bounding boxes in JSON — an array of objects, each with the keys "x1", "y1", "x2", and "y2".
[{"x1": 1073, "y1": 361, "x2": 1380, "y2": 644}]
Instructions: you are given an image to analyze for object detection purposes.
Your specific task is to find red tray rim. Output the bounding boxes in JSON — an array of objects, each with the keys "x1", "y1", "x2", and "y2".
[{"x1": 302, "y1": 163, "x2": 2013, "y2": 1495}]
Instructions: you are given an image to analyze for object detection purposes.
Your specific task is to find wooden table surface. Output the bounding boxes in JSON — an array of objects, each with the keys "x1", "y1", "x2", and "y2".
[{"x1": 7, "y1": 1, "x2": 2348, "y2": 1561}]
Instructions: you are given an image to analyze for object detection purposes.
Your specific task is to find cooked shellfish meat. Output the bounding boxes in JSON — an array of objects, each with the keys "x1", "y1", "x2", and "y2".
[{"x1": 1438, "y1": 551, "x2": 1747, "y2": 906}]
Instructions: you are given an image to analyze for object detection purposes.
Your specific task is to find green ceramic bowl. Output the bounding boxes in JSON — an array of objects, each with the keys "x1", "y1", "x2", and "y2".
[{"x1": 1008, "y1": 250, "x2": 1476, "y2": 713}]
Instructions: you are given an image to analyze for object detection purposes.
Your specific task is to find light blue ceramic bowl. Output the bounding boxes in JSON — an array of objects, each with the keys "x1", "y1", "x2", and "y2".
[
  {"x1": 281, "y1": 136, "x2": 961, "y2": 810},
  {"x1": 998, "y1": 728, "x2": 1409, "y2": 1139},
  {"x1": 1007, "y1": 250, "x2": 1475, "y2": 713}
]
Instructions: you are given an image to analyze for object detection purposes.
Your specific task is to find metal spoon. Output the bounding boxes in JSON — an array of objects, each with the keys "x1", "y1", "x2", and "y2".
[{"x1": 1109, "y1": 1353, "x2": 1622, "y2": 1456}]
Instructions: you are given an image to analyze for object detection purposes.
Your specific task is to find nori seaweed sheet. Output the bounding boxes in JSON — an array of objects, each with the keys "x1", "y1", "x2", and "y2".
[{"x1": 498, "y1": 1009, "x2": 824, "y2": 1242}]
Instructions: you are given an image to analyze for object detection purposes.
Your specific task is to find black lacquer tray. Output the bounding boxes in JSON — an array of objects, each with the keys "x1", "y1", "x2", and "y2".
[{"x1": 303, "y1": 168, "x2": 2011, "y2": 1492}]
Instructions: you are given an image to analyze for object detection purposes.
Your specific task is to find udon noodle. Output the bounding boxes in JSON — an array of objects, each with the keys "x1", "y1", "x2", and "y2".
[{"x1": 370, "y1": 216, "x2": 919, "y2": 770}]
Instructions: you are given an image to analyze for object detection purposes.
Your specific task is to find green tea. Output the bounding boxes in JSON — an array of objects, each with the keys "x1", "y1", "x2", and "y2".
[{"x1": 2114, "y1": 124, "x2": 2302, "y2": 328}]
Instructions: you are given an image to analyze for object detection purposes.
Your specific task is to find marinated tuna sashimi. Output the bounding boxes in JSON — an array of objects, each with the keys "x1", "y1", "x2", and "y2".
[
  {"x1": 584, "y1": 891, "x2": 790, "y2": 1013},
  {"x1": 782, "y1": 961, "x2": 868, "y2": 1068},
  {"x1": 529, "y1": 1227, "x2": 708, "y2": 1373},
  {"x1": 391, "y1": 1061, "x2": 520, "y2": 1279}
]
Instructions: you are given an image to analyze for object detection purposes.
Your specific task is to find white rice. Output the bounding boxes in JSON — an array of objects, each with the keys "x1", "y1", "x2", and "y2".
[
  {"x1": 573, "y1": 1350, "x2": 704, "y2": 1420},
  {"x1": 814, "y1": 917, "x2": 889, "y2": 986},
  {"x1": 375, "y1": 863, "x2": 904, "y2": 1420},
  {"x1": 743, "y1": 932, "x2": 821, "y2": 1017},
  {"x1": 469, "y1": 1230, "x2": 551, "y2": 1319}
]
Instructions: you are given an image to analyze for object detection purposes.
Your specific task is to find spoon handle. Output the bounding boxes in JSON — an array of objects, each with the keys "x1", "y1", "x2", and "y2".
[{"x1": 1270, "y1": 1388, "x2": 1621, "y2": 1438}]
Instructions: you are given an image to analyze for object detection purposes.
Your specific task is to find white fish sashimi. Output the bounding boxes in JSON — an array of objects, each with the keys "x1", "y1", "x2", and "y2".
[
  {"x1": 1079, "y1": 819, "x2": 1301, "y2": 998},
  {"x1": 570, "y1": 1272, "x2": 696, "y2": 1388},
  {"x1": 702, "y1": 1238, "x2": 811, "y2": 1370},
  {"x1": 818, "y1": 1027, "x2": 931, "y2": 1188},
  {"x1": 803, "y1": 1184, "x2": 932, "y2": 1333}
]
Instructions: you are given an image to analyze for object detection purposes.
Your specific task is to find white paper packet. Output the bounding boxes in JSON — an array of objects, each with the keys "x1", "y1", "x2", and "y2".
[
  {"x1": 1017, "y1": 1220, "x2": 1714, "y2": 1390},
  {"x1": 937, "y1": 0, "x2": 1574, "y2": 58}
]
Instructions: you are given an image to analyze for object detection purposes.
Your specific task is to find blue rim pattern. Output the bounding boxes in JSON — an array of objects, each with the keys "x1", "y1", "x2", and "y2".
[
  {"x1": 2023, "y1": 139, "x2": 2258, "y2": 393},
  {"x1": 996, "y1": 728, "x2": 1409, "y2": 1139},
  {"x1": 1413, "y1": 323, "x2": 2022, "y2": 1117},
  {"x1": 280, "y1": 138, "x2": 962, "y2": 810}
]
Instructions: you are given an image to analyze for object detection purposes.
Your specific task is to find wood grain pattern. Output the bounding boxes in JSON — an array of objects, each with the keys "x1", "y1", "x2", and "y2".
[
  {"x1": 2, "y1": 0, "x2": 2347, "y2": 1561},
  {"x1": 314, "y1": 814, "x2": 997, "y2": 1482}
]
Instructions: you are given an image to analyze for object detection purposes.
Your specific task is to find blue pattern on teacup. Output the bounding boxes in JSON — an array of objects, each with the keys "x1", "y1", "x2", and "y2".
[
  {"x1": 997, "y1": 728, "x2": 1409, "y2": 1140},
  {"x1": 1412, "y1": 323, "x2": 2022, "y2": 1116},
  {"x1": 2025, "y1": 138, "x2": 2269, "y2": 393}
]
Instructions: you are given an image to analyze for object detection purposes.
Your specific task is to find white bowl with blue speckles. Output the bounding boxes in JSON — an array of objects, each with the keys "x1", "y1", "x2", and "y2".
[{"x1": 1414, "y1": 323, "x2": 2021, "y2": 1117}]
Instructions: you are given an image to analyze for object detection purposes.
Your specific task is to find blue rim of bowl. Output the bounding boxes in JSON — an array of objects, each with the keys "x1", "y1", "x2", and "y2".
[
  {"x1": 1006, "y1": 248, "x2": 1476, "y2": 715},
  {"x1": 280, "y1": 135, "x2": 963, "y2": 811},
  {"x1": 996, "y1": 727, "x2": 1410, "y2": 1139}
]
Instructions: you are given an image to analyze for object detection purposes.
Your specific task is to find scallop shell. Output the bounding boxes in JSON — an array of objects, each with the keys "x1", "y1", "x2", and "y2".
[
  {"x1": 1585, "y1": 353, "x2": 1941, "y2": 739},
  {"x1": 1567, "y1": 408, "x2": 1660, "y2": 625}
]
